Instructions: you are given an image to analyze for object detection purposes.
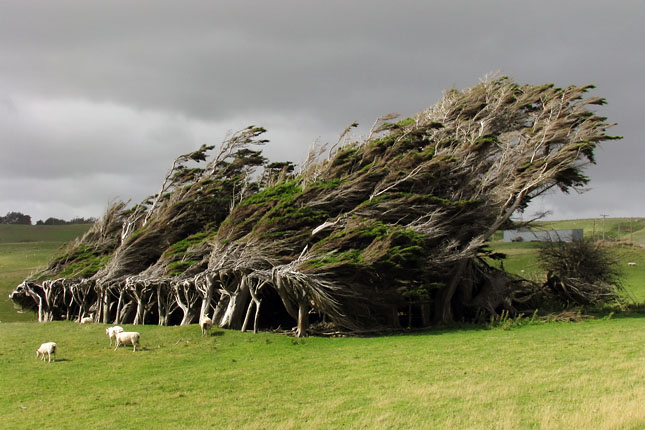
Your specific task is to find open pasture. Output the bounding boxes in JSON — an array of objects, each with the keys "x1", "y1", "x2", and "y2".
[
  {"x1": 0, "y1": 318, "x2": 643, "y2": 430},
  {"x1": 0, "y1": 224, "x2": 91, "y2": 322}
]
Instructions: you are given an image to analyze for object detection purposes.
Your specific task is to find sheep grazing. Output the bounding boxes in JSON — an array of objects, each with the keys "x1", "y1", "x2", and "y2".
[
  {"x1": 106, "y1": 325, "x2": 124, "y2": 346},
  {"x1": 36, "y1": 342, "x2": 57, "y2": 363},
  {"x1": 628, "y1": 262, "x2": 637, "y2": 267},
  {"x1": 114, "y1": 331, "x2": 141, "y2": 352},
  {"x1": 200, "y1": 316, "x2": 213, "y2": 336},
  {"x1": 80, "y1": 316, "x2": 93, "y2": 324}
]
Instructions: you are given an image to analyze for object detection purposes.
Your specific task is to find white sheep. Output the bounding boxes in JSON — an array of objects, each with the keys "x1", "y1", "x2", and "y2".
[
  {"x1": 106, "y1": 325, "x2": 124, "y2": 346},
  {"x1": 628, "y1": 262, "x2": 637, "y2": 267},
  {"x1": 36, "y1": 342, "x2": 57, "y2": 363},
  {"x1": 80, "y1": 315, "x2": 93, "y2": 324},
  {"x1": 114, "y1": 331, "x2": 141, "y2": 352},
  {"x1": 200, "y1": 316, "x2": 213, "y2": 336}
]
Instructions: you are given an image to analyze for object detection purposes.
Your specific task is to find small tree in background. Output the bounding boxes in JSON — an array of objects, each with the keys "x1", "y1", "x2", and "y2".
[
  {"x1": 538, "y1": 238, "x2": 624, "y2": 306},
  {"x1": 0, "y1": 211, "x2": 32, "y2": 225}
]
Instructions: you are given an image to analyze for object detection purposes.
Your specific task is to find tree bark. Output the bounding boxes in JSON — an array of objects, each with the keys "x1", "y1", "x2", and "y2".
[
  {"x1": 242, "y1": 279, "x2": 265, "y2": 333},
  {"x1": 219, "y1": 274, "x2": 250, "y2": 330},
  {"x1": 296, "y1": 299, "x2": 309, "y2": 337},
  {"x1": 441, "y1": 260, "x2": 469, "y2": 324}
]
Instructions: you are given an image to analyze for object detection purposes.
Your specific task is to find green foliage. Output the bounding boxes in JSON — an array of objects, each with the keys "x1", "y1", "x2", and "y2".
[
  {"x1": 305, "y1": 220, "x2": 427, "y2": 282},
  {"x1": 307, "y1": 178, "x2": 343, "y2": 190},
  {"x1": 164, "y1": 230, "x2": 215, "y2": 257},
  {"x1": 305, "y1": 249, "x2": 365, "y2": 269},
  {"x1": 239, "y1": 180, "x2": 301, "y2": 206},
  {"x1": 256, "y1": 204, "x2": 328, "y2": 239},
  {"x1": 47, "y1": 240, "x2": 114, "y2": 279},
  {"x1": 395, "y1": 117, "x2": 415, "y2": 127},
  {"x1": 167, "y1": 259, "x2": 202, "y2": 276},
  {"x1": 57, "y1": 252, "x2": 111, "y2": 279}
]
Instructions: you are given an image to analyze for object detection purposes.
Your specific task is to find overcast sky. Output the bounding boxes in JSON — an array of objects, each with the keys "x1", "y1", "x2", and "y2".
[{"x1": 1, "y1": 1, "x2": 643, "y2": 223}]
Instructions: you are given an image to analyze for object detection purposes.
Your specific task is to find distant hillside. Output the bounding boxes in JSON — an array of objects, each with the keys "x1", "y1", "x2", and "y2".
[
  {"x1": 0, "y1": 224, "x2": 93, "y2": 244},
  {"x1": 534, "y1": 218, "x2": 645, "y2": 245},
  {"x1": 0, "y1": 224, "x2": 92, "y2": 322}
]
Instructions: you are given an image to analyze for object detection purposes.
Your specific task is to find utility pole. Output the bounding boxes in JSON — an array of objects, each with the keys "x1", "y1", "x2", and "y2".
[{"x1": 600, "y1": 214, "x2": 609, "y2": 241}]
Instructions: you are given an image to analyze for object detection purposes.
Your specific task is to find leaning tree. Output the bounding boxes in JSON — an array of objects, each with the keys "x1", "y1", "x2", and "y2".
[{"x1": 11, "y1": 77, "x2": 620, "y2": 335}]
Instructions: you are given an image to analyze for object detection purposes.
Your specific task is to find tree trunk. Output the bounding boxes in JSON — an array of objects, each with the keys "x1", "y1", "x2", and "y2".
[
  {"x1": 441, "y1": 260, "x2": 468, "y2": 324},
  {"x1": 272, "y1": 276, "x2": 299, "y2": 321},
  {"x1": 101, "y1": 288, "x2": 112, "y2": 324},
  {"x1": 180, "y1": 307, "x2": 199, "y2": 326},
  {"x1": 420, "y1": 302, "x2": 431, "y2": 327},
  {"x1": 242, "y1": 280, "x2": 265, "y2": 333},
  {"x1": 134, "y1": 294, "x2": 145, "y2": 325},
  {"x1": 220, "y1": 275, "x2": 250, "y2": 330},
  {"x1": 119, "y1": 301, "x2": 136, "y2": 324},
  {"x1": 296, "y1": 299, "x2": 309, "y2": 337},
  {"x1": 115, "y1": 289, "x2": 125, "y2": 324},
  {"x1": 197, "y1": 273, "x2": 215, "y2": 319},
  {"x1": 212, "y1": 295, "x2": 228, "y2": 325}
]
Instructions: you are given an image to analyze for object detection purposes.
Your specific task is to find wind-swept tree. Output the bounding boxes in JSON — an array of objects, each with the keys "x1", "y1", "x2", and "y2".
[{"x1": 11, "y1": 77, "x2": 621, "y2": 334}]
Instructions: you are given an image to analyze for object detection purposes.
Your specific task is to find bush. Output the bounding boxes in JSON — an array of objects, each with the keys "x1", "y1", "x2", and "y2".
[{"x1": 538, "y1": 238, "x2": 624, "y2": 305}]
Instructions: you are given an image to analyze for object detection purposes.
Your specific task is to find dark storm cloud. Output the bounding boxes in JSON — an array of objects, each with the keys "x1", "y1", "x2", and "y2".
[{"x1": 0, "y1": 0, "x2": 643, "y2": 221}]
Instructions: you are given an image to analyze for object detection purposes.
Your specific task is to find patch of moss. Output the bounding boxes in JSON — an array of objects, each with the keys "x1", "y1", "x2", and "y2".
[
  {"x1": 240, "y1": 180, "x2": 301, "y2": 206},
  {"x1": 164, "y1": 230, "x2": 215, "y2": 258},
  {"x1": 303, "y1": 249, "x2": 364, "y2": 269},
  {"x1": 474, "y1": 135, "x2": 498, "y2": 145},
  {"x1": 307, "y1": 178, "x2": 343, "y2": 190},
  {"x1": 58, "y1": 254, "x2": 111, "y2": 278},
  {"x1": 257, "y1": 204, "x2": 328, "y2": 236},
  {"x1": 396, "y1": 117, "x2": 415, "y2": 127},
  {"x1": 53, "y1": 244, "x2": 112, "y2": 278},
  {"x1": 167, "y1": 259, "x2": 202, "y2": 276}
]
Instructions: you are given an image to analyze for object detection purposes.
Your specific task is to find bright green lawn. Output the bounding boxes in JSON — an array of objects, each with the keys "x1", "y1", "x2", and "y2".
[{"x1": 0, "y1": 318, "x2": 643, "y2": 430}]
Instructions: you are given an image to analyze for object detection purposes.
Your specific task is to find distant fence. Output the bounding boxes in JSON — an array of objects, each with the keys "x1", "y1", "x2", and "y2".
[{"x1": 503, "y1": 228, "x2": 583, "y2": 243}]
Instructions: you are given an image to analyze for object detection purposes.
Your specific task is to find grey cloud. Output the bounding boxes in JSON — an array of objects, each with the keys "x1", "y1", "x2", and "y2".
[{"x1": 0, "y1": 0, "x2": 643, "y2": 221}]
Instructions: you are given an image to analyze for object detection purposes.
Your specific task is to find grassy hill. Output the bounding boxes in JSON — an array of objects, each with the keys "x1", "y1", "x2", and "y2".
[
  {"x1": 535, "y1": 217, "x2": 645, "y2": 244},
  {"x1": 1, "y1": 318, "x2": 643, "y2": 430},
  {"x1": 0, "y1": 224, "x2": 92, "y2": 322}
]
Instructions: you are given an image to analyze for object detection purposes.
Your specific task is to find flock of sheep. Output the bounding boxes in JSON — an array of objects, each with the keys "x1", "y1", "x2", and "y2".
[{"x1": 35, "y1": 315, "x2": 213, "y2": 363}]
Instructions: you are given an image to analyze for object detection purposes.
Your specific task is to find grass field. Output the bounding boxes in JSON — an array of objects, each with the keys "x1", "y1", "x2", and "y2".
[
  {"x1": 0, "y1": 224, "x2": 91, "y2": 322},
  {"x1": 0, "y1": 318, "x2": 643, "y2": 430},
  {"x1": 0, "y1": 222, "x2": 643, "y2": 429}
]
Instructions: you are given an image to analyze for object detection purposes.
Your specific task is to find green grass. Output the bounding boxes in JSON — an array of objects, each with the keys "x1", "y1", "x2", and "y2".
[
  {"x1": 0, "y1": 318, "x2": 643, "y2": 429},
  {"x1": 0, "y1": 224, "x2": 92, "y2": 322}
]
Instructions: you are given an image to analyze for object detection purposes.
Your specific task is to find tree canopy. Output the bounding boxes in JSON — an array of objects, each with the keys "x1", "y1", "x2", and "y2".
[{"x1": 10, "y1": 77, "x2": 622, "y2": 335}]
